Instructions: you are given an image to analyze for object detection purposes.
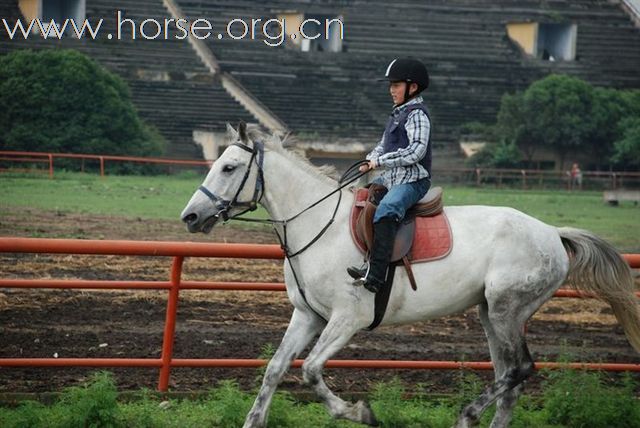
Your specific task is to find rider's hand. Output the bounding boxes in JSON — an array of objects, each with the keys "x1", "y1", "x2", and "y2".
[{"x1": 359, "y1": 160, "x2": 376, "y2": 172}]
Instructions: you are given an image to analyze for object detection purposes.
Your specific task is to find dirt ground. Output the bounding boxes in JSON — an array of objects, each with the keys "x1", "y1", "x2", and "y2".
[{"x1": 1, "y1": 207, "x2": 639, "y2": 396}]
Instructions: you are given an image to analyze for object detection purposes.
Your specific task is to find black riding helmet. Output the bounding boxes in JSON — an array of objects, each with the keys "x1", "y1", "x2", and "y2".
[{"x1": 383, "y1": 58, "x2": 429, "y2": 103}]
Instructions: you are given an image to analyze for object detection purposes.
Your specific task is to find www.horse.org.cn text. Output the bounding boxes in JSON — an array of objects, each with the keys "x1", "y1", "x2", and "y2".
[{"x1": 2, "y1": 11, "x2": 345, "y2": 47}]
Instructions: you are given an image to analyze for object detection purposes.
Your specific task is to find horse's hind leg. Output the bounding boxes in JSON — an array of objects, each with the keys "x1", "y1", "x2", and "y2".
[
  {"x1": 244, "y1": 308, "x2": 324, "y2": 428},
  {"x1": 478, "y1": 302, "x2": 528, "y2": 428},
  {"x1": 302, "y1": 314, "x2": 379, "y2": 426},
  {"x1": 455, "y1": 285, "x2": 549, "y2": 428}
]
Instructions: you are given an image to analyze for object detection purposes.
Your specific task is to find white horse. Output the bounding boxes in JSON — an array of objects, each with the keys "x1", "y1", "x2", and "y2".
[{"x1": 181, "y1": 123, "x2": 640, "y2": 428}]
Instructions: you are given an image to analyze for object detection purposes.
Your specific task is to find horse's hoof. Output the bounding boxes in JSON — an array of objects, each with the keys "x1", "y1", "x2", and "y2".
[{"x1": 355, "y1": 400, "x2": 379, "y2": 426}]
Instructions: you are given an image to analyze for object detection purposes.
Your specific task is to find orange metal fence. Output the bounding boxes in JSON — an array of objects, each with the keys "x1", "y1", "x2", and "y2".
[
  {"x1": 0, "y1": 150, "x2": 210, "y2": 178},
  {"x1": 1, "y1": 237, "x2": 639, "y2": 392}
]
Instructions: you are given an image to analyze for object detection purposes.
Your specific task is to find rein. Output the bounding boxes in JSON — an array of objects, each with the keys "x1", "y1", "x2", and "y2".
[{"x1": 197, "y1": 141, "x2": 368, "y2": 321}]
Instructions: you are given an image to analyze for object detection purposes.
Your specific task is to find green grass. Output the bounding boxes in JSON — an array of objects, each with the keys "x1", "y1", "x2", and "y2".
[
  {"x1": 0, "y1": 171, "x2": 270, "y2": 223},
  {"x1": 1, "y1": 172, "x2": 637, "y2": 250},
  {"x1": 1, "y1": 370, "x2": 639, "y2": 428},
  {"x1": 444, "y1": 187, "x2": 640, "y2": 252}
]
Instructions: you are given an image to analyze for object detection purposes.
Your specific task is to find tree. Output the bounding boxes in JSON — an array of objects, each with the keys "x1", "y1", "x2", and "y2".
[
  {"x1": 496, "y1": 75, "x2": 596, "y2": 169},
  {"x1": 611, "y1": 117, "x2": 640, "y2": 169},
  {"x1": 590, "y1": 88, "x2": 640, "y2": 169},
  {"x1": 0, "y1": 49, "x2": 164, "y2": 159},
  {"x1": 466, "y1": 142, "x2": 522, "y2": 169},
  {"x1": 480, "y1": 75, "x2": 640, "y2": 171},
  {"x1": 522, "y1": 74, "x2": 595, "y2": 169},
  {"x1": 496, "y1": 92, "x2": 537, "y2": 164}
]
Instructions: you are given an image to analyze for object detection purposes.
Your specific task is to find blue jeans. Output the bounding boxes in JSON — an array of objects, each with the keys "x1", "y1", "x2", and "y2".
[{"x1": 373, "y1": 178, "x2": 431, "y2": 223}]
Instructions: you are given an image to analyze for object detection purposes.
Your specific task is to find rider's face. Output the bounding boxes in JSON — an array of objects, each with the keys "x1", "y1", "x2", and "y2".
[{"x1": 389, "y1": 81, "x2": 418, "y2": 105}]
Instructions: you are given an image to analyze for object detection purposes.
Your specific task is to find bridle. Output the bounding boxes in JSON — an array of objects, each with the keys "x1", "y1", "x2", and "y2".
[
  {"x1": 197, "y1": 141, "x2": 265, "y2": 222},
  {"x1": 197, "y1": 140, "x2": 368, "y2": 321},
  {"x1": 197, "y1": 140, "x2": 367, "y2": 257}
]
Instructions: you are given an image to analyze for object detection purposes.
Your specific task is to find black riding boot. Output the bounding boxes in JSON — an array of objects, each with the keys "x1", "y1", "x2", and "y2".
[{"x1": 348, "y1": 218, "x2": 399, "y2": 293}]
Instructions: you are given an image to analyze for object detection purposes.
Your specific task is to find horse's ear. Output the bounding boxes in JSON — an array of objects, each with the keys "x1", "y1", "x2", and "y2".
[
  {"x1": 238, "y1": 121, "x2": 249, "y2": 143},
  {"x1": 226, "y1": 123, "x2": 238, "y2": 140}
]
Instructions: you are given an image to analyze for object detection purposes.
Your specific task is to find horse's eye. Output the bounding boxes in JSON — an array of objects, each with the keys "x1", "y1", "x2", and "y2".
[{"x1": 222, "y1": 165, "x2": 236, "y2": 173}]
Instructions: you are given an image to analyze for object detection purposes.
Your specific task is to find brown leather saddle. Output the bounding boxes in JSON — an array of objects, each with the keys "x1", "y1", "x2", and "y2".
[
  {"x1": 356, "y1": 184, "x2": 443, "y2": 261},
  {"x1": 349, "y1": 184, "x2": 451, "y2": 293}
]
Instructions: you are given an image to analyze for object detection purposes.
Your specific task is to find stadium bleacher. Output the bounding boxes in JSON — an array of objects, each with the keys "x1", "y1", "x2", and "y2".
[{"x1": 1, "y1": 0, "x2": 639, "y2": 165}]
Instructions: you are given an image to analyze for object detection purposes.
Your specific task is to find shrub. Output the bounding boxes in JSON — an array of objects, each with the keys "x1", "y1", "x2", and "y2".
[{"x1": 0, "y1": 49, "x2": 165, "y2": 170}]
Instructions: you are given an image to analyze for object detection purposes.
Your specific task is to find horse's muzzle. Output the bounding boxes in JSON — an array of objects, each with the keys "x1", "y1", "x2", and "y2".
[{"x1": 181, "y1": 211, "x2": 219, "y2": 234}]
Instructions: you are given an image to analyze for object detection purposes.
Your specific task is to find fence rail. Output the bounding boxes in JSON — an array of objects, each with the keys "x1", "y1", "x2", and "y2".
[
  {"x1": 0, "y1": 150, "x2": 211, "y2": 178},
  {"x1": 434, "y1": 167, "x2": 640, "y2": 190},
  {"x1": 1, "y1": 237, "x2": 639, "y2": 391},
  {"x1": 2, "y1": 150, "x2": 640, "y2": 190}
]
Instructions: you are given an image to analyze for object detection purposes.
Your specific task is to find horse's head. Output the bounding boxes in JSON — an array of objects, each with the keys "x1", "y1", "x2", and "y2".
[{"x1": 181, "y1": 122, "x2": 265, "y2": 233}]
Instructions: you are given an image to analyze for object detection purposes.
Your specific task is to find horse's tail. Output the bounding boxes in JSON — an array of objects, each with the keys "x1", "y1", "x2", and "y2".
[{"x1": 558, "y1": 227, "x2": 640, "y2": 352}]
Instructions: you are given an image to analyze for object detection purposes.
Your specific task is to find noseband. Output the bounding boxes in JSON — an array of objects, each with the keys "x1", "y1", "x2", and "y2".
[{"x1": 198, "y1": 141, "x2": 265, "y2": 222}]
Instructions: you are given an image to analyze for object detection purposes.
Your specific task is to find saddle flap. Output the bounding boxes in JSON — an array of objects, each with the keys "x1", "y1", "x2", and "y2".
[{"x1": 391, "y1": 221, "x2": 415, "y2": 262}]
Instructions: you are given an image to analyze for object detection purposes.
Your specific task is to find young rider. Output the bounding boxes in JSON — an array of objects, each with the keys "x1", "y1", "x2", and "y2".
[{"x1": 348, "y1": 58, "x2": 432, "y2": 293}]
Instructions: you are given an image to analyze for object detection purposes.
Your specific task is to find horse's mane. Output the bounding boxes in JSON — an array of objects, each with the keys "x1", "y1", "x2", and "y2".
[{"x1": 248, "y1": 127, "x2": 339, "y2": 185}]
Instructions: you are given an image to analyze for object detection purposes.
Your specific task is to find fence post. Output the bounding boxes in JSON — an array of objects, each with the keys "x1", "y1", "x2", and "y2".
[
  {"x1": 158, "y1": 256, "x2": 184, "y2": 391},
  {"x1": 99, "y1": 157, "x2": 105, "y2": 178},
  {"x1": 521, "y1": 170, "x2": 526, "y2": 190},
  {"x1": 48, "y1": 154, "x2": 54, "y2": 179}
]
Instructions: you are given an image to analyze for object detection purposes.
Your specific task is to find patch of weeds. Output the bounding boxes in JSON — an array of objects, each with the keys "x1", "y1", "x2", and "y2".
[
  {"x1": 206, "y1": 380, "x2": 252, "y2": 427},
  {"x1": 543, "y1": 369, "x2": 640, "y2": 428},
  {"x1": 54, "y1": 371, "x2": 121, "y2": 427}
]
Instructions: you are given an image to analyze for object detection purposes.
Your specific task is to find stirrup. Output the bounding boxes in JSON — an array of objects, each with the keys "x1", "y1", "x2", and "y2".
[
  {"x1": 347, "y1": 261, "x2": 369, "y2": 281},
  {"x1": 354, "y1": 276, "x2": 383, "y2": 293},
  {"x1": 349, "y1": 262, "x2": 370, "y2": 286}
]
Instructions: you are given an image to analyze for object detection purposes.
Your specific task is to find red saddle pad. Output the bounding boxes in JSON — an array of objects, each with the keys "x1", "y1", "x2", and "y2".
[{"x1": 350, "y1": 188, "x2": 453, "y2": 263}]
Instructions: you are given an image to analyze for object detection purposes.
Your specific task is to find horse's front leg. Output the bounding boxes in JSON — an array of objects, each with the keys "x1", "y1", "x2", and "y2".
[
  {"x1": 302, "y1": 313, "x2": 379, "y2": 426},
  {"x1": 243, "y1": 308, "x2": 324, "y2": 428}
]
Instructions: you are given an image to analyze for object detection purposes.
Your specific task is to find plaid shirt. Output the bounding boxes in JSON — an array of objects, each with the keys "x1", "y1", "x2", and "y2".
[{"x1": 367, "y1": 96, "x2": 431, "y2": 188}]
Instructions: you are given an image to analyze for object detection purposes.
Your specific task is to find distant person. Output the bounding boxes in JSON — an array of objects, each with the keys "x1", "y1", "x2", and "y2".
[
  {"x1": 347, "y1": 58, "x2": 432, "y2": 294},
  {"x1": 570, "y1": 163, "x2": 583, "y2": 190}
]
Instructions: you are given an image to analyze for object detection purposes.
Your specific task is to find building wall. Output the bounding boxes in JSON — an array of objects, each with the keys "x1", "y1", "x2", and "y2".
[
  {"x1": 18, "y1": 0, "x2": 40, "y2": 21},
  {"x1": 506, "y1": 22, "x2": 538, "y2": 55}
]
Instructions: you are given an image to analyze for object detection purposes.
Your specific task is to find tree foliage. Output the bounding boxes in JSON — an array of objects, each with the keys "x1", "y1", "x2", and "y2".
[
  {"x1": 469, "y1": 74, "x2": 640, "y2": 170},
  {"x1": 611, "y1": 117, "x2": 640, "y2": 169},
  {"x1": 497, "y1": 74, "x2": 595, "y2": 168},
  {"x1": 0, "y1": 49, "x2": 165, "y2": 158}
]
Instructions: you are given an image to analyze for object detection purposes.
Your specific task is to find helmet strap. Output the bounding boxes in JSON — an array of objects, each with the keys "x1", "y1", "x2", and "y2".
[
  {"x1": 403, "y1": 83, "x2": 412, "y2": 103},
  {"x1": 395, "y1": 81, "x2": 419, "y2": 107}
]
